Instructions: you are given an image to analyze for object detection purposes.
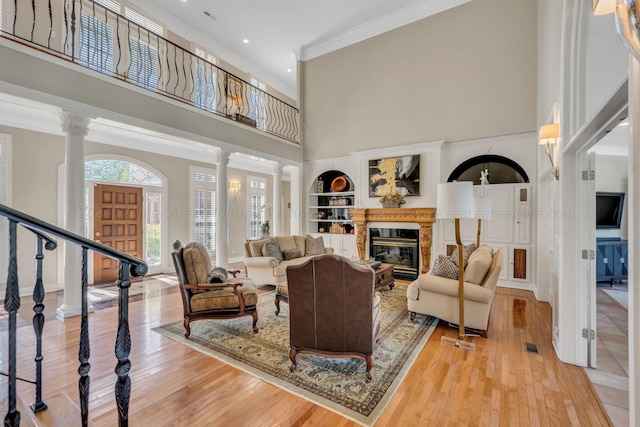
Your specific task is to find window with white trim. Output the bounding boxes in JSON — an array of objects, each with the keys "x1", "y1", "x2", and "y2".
[
  {"x1": 124, "y1": 7, "x2": 164, "y2": 36},
  {"x1": 194, "y1": 47, "x2": 218, "y2": 111},
  {"x1": 247, "y1": 175, "x2": 267, "y2": 240},
  {"x1": 249, "y1": 77, "x2": 267, "y2": 129},
  {"x1": 191, "y1": 167, "x2": 217, "y2": 252},
  {"x1": 129, "y1": 37, "x2": 158, "y2": 90}
]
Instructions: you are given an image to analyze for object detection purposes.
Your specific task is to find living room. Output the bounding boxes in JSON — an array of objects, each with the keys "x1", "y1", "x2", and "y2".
[{"x1": 1, "y1": 0, "x2": 639, "y2": 425}]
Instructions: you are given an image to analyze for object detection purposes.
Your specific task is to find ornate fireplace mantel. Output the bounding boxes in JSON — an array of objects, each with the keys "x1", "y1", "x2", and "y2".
[{"x1": 350, "y1": 208, "x2": 437, "y2": 274}]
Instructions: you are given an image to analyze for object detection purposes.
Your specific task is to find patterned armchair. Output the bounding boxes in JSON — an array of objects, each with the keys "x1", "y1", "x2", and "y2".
[
  {"x1": 286, "y1": 254, "x2": 381, "y2": 382},
  {"x1": 171, "y1": 240, "x2": 258, "y2": 336}
]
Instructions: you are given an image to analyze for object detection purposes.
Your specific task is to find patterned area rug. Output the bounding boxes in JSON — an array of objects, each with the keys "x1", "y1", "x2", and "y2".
[{"x1": 153, "y1": 284, "x2": 437, "y2": 426}]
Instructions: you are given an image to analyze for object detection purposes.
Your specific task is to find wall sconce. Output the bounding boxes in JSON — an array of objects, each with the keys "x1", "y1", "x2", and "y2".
[
  {"x1": 538, "y1": 123, "x2": 560, "y2": 180},
  {"x1": 230, "y1": 182, "x2": 241, "y2": 200},
  {"x1": 592, "y1": 0, "x2": 616, "y2": 15}
]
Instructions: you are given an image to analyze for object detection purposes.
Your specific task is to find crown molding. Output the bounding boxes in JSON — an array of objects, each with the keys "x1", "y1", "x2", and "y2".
[{"x1": 299, "y1": 0, "x2": 472, "y2": 61}]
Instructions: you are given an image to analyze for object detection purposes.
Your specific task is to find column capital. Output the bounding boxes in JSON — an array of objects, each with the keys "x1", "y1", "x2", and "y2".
[
  {"x1": 214, "y1": 149, "x2": 231, "y2": 165},
  {"x1": 58, "y1": 111, "x2": 92, "y2": 137},
  {"x1": 271, "y1": 162, "x2": 284, "y2": 175}
]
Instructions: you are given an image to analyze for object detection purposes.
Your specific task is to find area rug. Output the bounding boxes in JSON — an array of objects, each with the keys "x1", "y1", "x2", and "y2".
[
  {"x1": 602, "y1": 288, "x2": 628, "y2": 310},
  {"x1": 153, "y1": 284, "x2": 438, "y2": 426}
]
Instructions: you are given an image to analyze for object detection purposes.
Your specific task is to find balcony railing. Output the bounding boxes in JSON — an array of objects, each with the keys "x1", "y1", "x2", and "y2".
[
  {"x1": 1, "y1": 203, "x2": 148, "y2": 426},
  {"x1": 0, "y1": 0, "x2": 299, "y2": 143}
]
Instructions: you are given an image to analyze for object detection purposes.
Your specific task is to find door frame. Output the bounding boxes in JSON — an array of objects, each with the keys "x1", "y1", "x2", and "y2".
[
  {"x1": 57, "y1": 155, "x2": 168, "y2": 284},
  {"x1": 563, "y1": 80, "x2": 628, "y2": 368}
]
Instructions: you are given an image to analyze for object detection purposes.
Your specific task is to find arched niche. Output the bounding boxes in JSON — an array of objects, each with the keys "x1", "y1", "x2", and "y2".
[{"x1": 447, "y1": 155, "x2": 529, "y2": 184}]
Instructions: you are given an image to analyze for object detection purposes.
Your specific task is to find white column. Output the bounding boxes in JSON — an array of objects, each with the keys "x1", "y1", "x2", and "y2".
[
  {"x1": 272, "y1": 162, "x2": 283, "y2": 236},
  {"x1": 215, "y1": 149, "x2": 230, "y2": 268},
  {"x1": 56, "y1": 111, "x2": 91, "y2": 320},
  {"x1": 289, "y1": 165, "x2": 301, "y2": 235}
]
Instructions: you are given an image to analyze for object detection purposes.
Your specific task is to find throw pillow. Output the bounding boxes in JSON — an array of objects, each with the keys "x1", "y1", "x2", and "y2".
[
  {"x1": 449, "y1": 243, "x2": 477, "y2": 268},
  {"x1": 182, "y1": 242, "x2": 212, "y2": 284},
  {"x1": 262, "y1": 239, "x2": 283, "y2": 263},
  {"x1": 282, "y1": 248, "x2": 303, "y2": 260},
  {"x1": 464, "y1": 247, "x2": 493, "y2": 284},
  {"x1": 305, "y1": 234, "x2": 325, "y2": 256},
  {"x1": 207, "y1": 267, "x2": 228, "y2": 283},
  {"x1": 431, "y1": 255, "x2": 459, "y2": 280}
]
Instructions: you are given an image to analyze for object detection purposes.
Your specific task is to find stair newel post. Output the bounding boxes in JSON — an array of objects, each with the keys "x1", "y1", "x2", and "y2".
[
  {"x1": 4, "y1": 220, "x2": 20, "y2": 426},
  {"x1": 115, "y1": 261, "x2": 132, "y2": 426},
  {"x1": 78, "y1": 247, "x2": 91, "y2": 427},
  {"x1": 31, "y1": 236, "x2": 48, "y2": 413}
]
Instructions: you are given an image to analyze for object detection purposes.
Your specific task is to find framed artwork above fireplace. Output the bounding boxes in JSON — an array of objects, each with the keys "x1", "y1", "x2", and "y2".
[{"x1": 368, "y1": 155, "x2": 420, "y2": 197}]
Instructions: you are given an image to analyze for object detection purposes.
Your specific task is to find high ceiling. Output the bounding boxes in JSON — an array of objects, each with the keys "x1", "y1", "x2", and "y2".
[{"x1": 129, "y1": 0, "x2": 470, "y2": 100}]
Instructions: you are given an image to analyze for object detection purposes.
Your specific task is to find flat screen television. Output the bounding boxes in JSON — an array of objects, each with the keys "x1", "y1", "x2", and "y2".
[{"x1": 596, "y1": 192, "x2": 625, "y2": 229}]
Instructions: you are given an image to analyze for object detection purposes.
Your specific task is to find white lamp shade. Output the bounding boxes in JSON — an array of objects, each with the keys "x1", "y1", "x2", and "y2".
[
  {"x1": 230, "y1": 182, "x2": 241, "y2": 190},
  {"x1": 436, "y1": 182, "x2": 474, "y2": 219},
  {"x1": 593, "y1": 0, "x2": 616, "y2": 15},
  {"x1": 473, "y1": 197, "x2": 492, "y2": 219},
  {"x1": 538, "y1": 123, "x2": 559, "y2": 145}
]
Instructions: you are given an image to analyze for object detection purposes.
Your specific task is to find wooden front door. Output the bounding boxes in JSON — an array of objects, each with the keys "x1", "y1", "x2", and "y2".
[{"x1": 94, "y1": 184, "x2": 143, "y2": 283}]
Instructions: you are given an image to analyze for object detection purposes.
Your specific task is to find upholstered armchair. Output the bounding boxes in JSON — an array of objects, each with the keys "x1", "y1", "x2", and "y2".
[
  {"x1": 406, "y1": 247, "x2": 503, "y2": 337},
  {"x1": 285, "y1": 254, "x2": 381, "y2": 382},
  {"x1": 171, "y1": 240, "x2": 258, "y2": 336}
]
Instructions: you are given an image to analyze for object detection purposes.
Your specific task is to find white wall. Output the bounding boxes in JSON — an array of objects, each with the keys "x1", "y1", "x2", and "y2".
[{"x1": 586, "y1": 13, "x2": 629, "y2": 121}]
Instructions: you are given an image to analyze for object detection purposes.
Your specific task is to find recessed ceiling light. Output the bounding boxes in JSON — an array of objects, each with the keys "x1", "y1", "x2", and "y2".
[
  {"x1": 242, "y1": 39, "x2": 249, "y2": 44},
  {"x1": 286, "y1": 68, "x2": 292, "y2": 73}
]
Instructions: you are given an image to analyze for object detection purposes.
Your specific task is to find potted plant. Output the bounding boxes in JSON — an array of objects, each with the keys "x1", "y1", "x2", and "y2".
[
  {"x1": 379, "y1": 192, "x2": 406, "y2": 208},
  {"x1": 261, "y1": 220, "x2": 270, "y2": 237}
]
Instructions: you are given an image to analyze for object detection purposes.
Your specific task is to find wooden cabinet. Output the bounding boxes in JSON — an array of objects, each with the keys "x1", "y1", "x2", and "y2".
[
  {"x1": 318, "y1": 234, "x2": 357, "y2": 259},
  {"x1": 596, "y1": 240, "x2": 628, "y2": 285}
]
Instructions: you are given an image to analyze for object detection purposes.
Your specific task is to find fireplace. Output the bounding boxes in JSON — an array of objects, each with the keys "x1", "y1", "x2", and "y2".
[{"x1": 369, "y1": 228, "x2": 419, "y2": 280}]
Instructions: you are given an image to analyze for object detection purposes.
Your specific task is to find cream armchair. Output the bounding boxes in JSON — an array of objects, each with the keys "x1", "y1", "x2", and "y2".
[{"x1": 406, "y1": 248, "x2": 503, "y2": 337}]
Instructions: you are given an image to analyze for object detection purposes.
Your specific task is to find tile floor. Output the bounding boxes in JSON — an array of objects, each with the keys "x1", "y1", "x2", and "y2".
[{"x1": 585, "y1": 281, "x2": 629, "y2": 427}]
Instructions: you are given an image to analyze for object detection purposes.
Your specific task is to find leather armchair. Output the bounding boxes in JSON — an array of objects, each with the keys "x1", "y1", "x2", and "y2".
[
  {"x1": 285, "y1": 254, "x2": 381, "y2": 382},
  {"x1": 171, "y1": 240, "x2": 258, "y2": 336}
]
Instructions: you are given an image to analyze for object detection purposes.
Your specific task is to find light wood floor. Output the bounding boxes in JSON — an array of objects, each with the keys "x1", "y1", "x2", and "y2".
[{"x1": 3, "y1": 281, "x2": 611, "y2": 426}]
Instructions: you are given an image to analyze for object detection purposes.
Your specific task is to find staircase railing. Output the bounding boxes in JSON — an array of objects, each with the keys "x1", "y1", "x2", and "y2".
[
  {"x1": 0, "y1": 0, "x2": 299, "y2": 143},
  {"x1": 1, "y1": 203, "x2": 148, "y2": 426}
]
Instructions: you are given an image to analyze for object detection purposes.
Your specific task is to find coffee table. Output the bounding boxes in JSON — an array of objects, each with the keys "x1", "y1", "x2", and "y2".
[{"x1": 374, "y1": 263, "x2": 394, "y2": 290}]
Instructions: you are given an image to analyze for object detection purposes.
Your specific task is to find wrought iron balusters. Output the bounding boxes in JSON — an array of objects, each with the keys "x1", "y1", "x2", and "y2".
[
  {"x1": 4, "y1": 220, "x2": 20, "y2": 426},
  {"x1": 115, "y1": 262, "x2": 132, "y2": 426}
]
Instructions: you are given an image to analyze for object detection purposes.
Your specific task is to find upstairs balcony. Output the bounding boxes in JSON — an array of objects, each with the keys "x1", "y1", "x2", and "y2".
[{"x1": 0, "y1": 0, "x2": 299, "y2": 144}]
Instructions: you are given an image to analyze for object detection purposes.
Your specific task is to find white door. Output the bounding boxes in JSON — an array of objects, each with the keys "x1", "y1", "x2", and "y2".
[
  {"x1": 484, "y1": 185, "x2": 514, "y2": 243},
  {"x1": 584, "y1": 151, "x2": 597, "y2": 368}
]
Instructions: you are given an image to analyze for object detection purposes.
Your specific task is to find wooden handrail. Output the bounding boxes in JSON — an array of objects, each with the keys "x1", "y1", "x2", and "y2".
[{"x1": 0, "y1": 203, "x2": 147, "y2": 277}]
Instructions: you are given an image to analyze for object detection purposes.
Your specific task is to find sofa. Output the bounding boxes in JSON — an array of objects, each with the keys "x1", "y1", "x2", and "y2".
[
  {"x1": 243, "y1": 235, "x2": 334, "y2": 286},
  {"x1": 406, "y1": 245, "x2": 503, "y2": 337}
]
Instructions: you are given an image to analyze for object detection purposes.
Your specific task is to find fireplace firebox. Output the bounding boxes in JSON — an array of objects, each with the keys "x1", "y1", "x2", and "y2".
[{"x1": 369, "y1": 228, "x2": 419, "y2": 280}]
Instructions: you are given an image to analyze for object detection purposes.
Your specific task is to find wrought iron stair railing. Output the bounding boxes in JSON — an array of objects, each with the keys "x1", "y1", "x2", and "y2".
[
  {"x1": 0, "y1": 0, "x2": 299, "y2": 143},
  {"x1": 1, "y1": 203, "x2": 148, "y2": 426}
]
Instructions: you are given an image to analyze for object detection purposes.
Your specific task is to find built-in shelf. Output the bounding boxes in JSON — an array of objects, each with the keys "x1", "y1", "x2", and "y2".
[{"x1": 309, "y1": 170, "x2": 355, "y2": 235}]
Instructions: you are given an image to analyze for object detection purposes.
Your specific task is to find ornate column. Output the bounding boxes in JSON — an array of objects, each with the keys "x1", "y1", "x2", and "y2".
[
  {"x1": 272, "y1": 162, "x2": 284, "y2": 236},
  {"x1": 215, "y1": 149, "x2": 230, "y2": 268},
  {"x1": 56, "y1": 111, "x2": 91, "y2": 320}
]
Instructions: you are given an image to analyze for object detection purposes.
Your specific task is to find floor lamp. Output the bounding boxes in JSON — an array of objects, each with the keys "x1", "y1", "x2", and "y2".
[{"x1": 437, "y1": 181, "x2": 475, "y2": 350}]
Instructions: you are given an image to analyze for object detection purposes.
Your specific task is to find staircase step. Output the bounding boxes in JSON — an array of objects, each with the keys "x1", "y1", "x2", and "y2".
[
  {"x1": 0, "y1": 381, "x2": 36, "y2": 426},
  {"x1": 29, "y1": 393, "x2": 93, "y2": 427}
]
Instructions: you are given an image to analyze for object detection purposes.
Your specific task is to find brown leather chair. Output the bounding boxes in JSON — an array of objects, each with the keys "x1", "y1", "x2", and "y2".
[
  {"x1": 286, "y1": 254, "x2": 381, "y2": 382},
  {"x1": 171, "y1": 240, "x2": 258, "y2": 336}
]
